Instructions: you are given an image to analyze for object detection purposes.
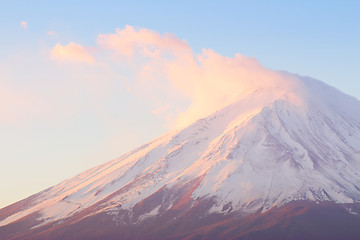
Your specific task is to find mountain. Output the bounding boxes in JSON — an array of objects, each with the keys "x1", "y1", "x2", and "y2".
[{"x1": 1, "y1": 73, "x2": 360, "y2": 240}]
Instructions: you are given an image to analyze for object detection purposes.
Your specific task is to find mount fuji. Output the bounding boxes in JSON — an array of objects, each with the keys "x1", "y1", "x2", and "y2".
[{"x1": 1, "y1": 72, "x2": 360, "y2": 240}]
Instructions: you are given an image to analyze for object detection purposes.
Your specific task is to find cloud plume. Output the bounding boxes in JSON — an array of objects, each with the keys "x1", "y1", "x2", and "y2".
[{"x1": 50, "y1": 26, "x2": 298, "y2": 130}]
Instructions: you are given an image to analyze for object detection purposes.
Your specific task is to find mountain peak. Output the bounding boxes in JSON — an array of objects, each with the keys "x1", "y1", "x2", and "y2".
[{"x1": 1, "y1": 74, "x2": 360, "y2": 239}]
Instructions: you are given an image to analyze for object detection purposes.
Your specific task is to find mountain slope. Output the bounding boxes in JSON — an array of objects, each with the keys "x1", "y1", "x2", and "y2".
[{"x1": 1, "y1": 74, "x2": 360, "y2": 239}]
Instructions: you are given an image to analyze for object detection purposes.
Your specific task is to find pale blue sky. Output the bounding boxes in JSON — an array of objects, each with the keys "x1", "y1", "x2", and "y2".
[{"x1": 0, "y1": 1, "x2": 359, "y2": 208}]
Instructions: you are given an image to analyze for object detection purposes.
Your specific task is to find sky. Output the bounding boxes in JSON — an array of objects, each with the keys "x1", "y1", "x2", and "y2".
[{"x1": 0, "y1": 0, "x2": 359, "y2": 208}]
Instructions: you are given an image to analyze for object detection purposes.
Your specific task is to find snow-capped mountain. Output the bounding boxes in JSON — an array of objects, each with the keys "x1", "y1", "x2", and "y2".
[{"x1": 1, "y1": 73, "x2": 360, "y2": 240}]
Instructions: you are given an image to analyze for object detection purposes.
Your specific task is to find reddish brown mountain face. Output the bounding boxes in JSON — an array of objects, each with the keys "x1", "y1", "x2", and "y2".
[{"x1": 2, "y1": 200, "x2": 360, "y2": 240}]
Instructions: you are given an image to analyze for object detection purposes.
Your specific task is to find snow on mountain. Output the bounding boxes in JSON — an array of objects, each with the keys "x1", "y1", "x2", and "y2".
[{"x1": 1, "y1": 73, "x2": 360, "y2": 232}]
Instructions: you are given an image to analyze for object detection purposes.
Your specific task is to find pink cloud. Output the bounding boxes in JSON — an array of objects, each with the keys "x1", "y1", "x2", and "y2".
[
  {"x1": 164, "y1": 49, "x2": 292, "y2": 129},
  {"x1": 97, "y1": 25, "x2": 190, "y2": 58},
  {"x1": 50, "y1": 42, "x2": 95, "y2": 64},
  {"x1": 46, "y1": 26, "x2": 301, "y2": 130},
  {"x1": 21, "y1": 21, "x2": 28, "y2": 29},
  {"x1": 96, "y1": 26, "x2": 300, "y2": 129}
]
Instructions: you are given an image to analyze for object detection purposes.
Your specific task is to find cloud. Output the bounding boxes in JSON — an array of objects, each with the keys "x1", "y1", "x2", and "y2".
[
  {"x1": 97, "y1": 25, "x2": 190, "y2": 58},
  {"x1": 21, "y1": 21, "x2": 28, "y2": 29},
  {"x1": 49, "y1": 26, "x2": 300, "y2": 130},
  {"x1": 166, "y1": 49, "x2": 299, "y2": 128},
  {"x1": 50, "y1": 42, "x2": 95, "y2": 64},
  {"x1": 96, "y1": 26, "x2": 300, "y2": 129},
  {"x1": 48, "y1": 31, "x2": 56, "y2": 36}
]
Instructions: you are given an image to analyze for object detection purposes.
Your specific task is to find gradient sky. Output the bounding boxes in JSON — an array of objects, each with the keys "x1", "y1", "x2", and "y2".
[{"x1": 0, "y1": 0, "x2": 359, "y2": 208}]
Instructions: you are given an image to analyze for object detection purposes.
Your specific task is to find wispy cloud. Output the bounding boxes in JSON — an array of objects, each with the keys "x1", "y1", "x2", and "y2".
[
  {"x1": 50, "y1": 42, "x2": 95, "y2": 64},
  {"x1": 97, "y1": 26, "x2": 298, "y2": 129},
  {"x1": 47, "y1": 26, "x2": 299, "y2": 130},
  {"x1": 20, "y1": 21, "x2": 28, "y2": 29},
  {"x1": 97, "y1": 25, "x2": 189, "y2": 58}
]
